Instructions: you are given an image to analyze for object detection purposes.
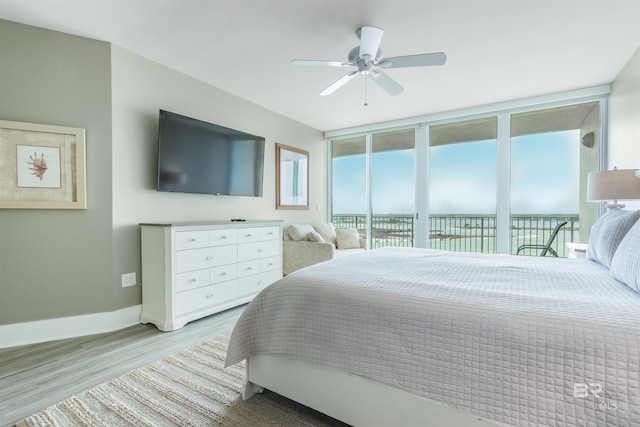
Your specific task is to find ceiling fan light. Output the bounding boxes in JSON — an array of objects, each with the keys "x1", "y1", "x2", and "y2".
[{"x1": 358, "y1": 26, "x2": 384, "y2": 60}]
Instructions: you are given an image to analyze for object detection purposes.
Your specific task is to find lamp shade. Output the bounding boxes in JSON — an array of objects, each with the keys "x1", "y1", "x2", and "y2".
[{"x1": 587, "y1": 168, "x2": 640, "y2": 207}]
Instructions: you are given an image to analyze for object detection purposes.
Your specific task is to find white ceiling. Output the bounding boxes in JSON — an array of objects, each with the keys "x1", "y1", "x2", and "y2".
[{"x1": 1, "y1": 0, "x2": 639, "y2": 132}]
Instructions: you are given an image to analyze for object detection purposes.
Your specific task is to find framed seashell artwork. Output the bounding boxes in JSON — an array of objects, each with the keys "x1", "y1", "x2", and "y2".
[{"x1": 0, "y1": 119, "x2": 86, "y2": 209}]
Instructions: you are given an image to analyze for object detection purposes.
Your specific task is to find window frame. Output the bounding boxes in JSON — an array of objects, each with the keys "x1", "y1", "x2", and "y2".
[{"x1": 327, "y1": 86, "x2": 609, "y2": 253}]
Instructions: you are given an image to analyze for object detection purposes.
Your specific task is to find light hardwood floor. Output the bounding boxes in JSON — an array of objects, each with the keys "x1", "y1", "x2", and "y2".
[{"x1": 0, "y1": 306, "x2": 244, "y2": 427}]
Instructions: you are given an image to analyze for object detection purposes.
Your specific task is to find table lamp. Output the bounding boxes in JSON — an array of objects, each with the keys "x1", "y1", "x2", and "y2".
[{"x1": 587, "y1": 167, "x2": 640, "y2": 209}]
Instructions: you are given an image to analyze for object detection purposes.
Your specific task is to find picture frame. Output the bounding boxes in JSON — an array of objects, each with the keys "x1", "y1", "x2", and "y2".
[
  {"x1": 276, "y1": 143, "x2": 309, "y2": 210},
  {"x1": 0, "y1": 119, "x2": 87, "y2": 209}
]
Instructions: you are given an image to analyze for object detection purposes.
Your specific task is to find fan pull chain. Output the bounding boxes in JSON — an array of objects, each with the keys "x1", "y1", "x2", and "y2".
[{"x1": 364, "y1": 75, "x2": 368, "y2": 107}]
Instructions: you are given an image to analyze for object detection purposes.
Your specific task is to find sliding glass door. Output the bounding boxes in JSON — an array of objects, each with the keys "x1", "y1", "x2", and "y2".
[
  {"x1": 371, "y1": 129, "x2": 415, "y2": 248},
  {"x1": 331, "y1": 136, "x2": 368, "y2": 240},
  {"x1": 510, "y1": 102, "x2": 600, "y2": 256},
  {"x1": 331, "y1": 130, "x2": 415, "y2": 248},
  {"x1": 329, "y1": 96, "x2": 604, "y2": 257},
  {"x1": 429, "y1": 117, "x2": 497, "y2": 253}
]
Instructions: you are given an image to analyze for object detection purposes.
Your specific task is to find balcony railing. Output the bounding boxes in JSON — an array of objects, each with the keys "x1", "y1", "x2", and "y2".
[{"x1": 332, "y1": 214, "x2": 579, "y2": 258}]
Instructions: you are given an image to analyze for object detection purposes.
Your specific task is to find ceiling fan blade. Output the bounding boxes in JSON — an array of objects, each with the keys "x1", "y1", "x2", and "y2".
[
  {"x1": 369, "y1": 70, "x2": 404, "y2": 96},
  {"x1": 358, "y1": 26, "x2": 384, "y2": 59},
  {"x1": 291, "y1": 59, "x2": 354, "y2": 67},
  {"x1": 319, "y1": 70, "x2": 360, "y2": 96},
  {"x1": 379, "y1": 52, "x2": 447, "y2": 69}
]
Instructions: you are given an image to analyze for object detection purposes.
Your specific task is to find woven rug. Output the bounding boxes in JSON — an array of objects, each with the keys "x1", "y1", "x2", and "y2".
[{"x1": 16, "y1": 332, "x2": 347, "y2": 427}]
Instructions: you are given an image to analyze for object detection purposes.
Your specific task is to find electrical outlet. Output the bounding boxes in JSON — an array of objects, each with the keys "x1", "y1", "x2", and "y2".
[{"x1": 121, "y1": 272, "x2": 137, "y2": 287}]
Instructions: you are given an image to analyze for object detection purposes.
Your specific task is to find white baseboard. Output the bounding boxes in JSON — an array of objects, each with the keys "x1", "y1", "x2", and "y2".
[{"x1": 0, "y1": 305, "x2": 142, "y2": 349}]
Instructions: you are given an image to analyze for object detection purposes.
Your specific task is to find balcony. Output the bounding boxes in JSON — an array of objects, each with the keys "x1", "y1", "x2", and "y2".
[{"x1": 332, "y1": 214, "x2": 579, "y2": 258}]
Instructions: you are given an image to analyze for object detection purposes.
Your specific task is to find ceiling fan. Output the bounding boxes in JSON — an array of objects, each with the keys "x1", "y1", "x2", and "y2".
[{"x1": 291, "y1": 26, "x2": 446, "y2": 98}]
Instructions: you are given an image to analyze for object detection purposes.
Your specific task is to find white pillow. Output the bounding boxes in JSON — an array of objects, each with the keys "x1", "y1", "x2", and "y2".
[
  {"x1": 287, "y1": 224, "x2": 314, "y2": 241},
  {"x1": 586, "y1": 209, "x2": 640, "y2": 268},
  {"x1": 308, "y1": 230, "x2": 325, "y2": 243},
  {"x1": 610, "y1": 220, "x2": 640, "y2": 294},
  {"x1": 313, "y1": 224, "x2": 337, "y2": 245},
  {"x1": 336, "y1": 228, "x2": 361, "y2": 249}
]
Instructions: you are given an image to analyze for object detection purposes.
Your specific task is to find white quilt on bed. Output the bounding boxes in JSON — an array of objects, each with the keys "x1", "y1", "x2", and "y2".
[{"x1": 225, "y1": 247, "x2": 640, "y2": 426}]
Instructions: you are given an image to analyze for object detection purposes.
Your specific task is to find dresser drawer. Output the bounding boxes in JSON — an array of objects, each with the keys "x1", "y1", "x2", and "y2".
[
  {"x1": 237, "y1": 227, "x2": 262, "y2": 244},
  {"x1": 237, "y1": 260, "x2": 261, "y2": 278},
  {"x1": 237, "y1": 270, "x2": 282, "y2": 298},
  {"x1": 261, "y1": 256, "x2": 281, "y2": 272},
  {"x1": 210, "y1": 264, "x2": 237, "y2": 284},
  {"x1": 175, "y1": 268, "x2": 210, "y2": 293},
  {"x1": 176, "y1": 246, "x2": 238, "y2": 273},
  {"x1": 261, "y1": 226, "x2": 280, "y2": 241},
  {"x1": 175, "y1": 281, "x2": 238, "y2": 316},
  {"x1": 175, "y1": 231, "x2": 209, "y2": 250},
  {"x1": 238, "y1": 240, "x2": 280, "y2": 262},
  {"x1": 210, "y1": 229, "x2": 237, "y2": 246}
]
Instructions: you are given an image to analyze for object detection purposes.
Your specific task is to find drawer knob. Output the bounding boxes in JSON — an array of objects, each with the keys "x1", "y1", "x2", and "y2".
[
  {"x1": 206, "y1": 293, "x2": 214, "y2": 299},
  {"x1": 221, "y1": 272, "x2": 227, "y2": 276},
  {"x1": 247, "y1": 267, "x2": 253, "y2": 271},
  {"x1": 246, "y1": 234, "x2": 252, "y2": 237},
  {"x1": 221, "y1": 235, "x2": 227, "y2": 239},
  {"x1": 206, "y1": 256, "x2": 213, "y2": 260},
  {"x1": 258, "y1": 248, "x2": 263, "y2": 253},
  {"x1": 189, "y1": 238, "x2": 197, "y2": 242},
  {"x1": 189, "y1": 278, "x2": 198, "y2": 283}
]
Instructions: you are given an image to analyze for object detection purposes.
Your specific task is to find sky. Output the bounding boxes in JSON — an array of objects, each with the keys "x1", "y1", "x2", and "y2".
[{"x1": 332, "y1": 130, "x2": 580, "y2": 215}]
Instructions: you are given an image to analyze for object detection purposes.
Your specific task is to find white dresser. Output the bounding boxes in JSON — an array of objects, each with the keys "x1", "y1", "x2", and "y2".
[{"x1": 140, "y1": 220, "x2": 283, "y2": 331}]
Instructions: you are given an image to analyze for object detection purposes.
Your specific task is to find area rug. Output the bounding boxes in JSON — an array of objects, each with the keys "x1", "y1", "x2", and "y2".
[{"x1": 16, "y1": 332, "x2": 347, "y2": 427}]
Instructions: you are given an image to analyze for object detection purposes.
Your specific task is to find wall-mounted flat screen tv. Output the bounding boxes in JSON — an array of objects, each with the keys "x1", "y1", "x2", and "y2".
[{"x1": 157, "y1": 110, "x2": 265, "y2": 197}]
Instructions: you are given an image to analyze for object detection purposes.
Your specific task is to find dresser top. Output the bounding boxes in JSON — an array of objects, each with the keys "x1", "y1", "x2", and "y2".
[{"x1": 140, "y1": 219, "x2": 283, "y2": 228}]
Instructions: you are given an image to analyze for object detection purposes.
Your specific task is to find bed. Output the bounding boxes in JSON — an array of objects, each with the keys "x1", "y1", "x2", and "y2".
[{"x1": 225, "y1": 212, "x2": 640, "y2": 427}]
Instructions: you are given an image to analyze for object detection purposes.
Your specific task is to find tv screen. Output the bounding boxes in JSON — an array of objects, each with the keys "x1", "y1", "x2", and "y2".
[{"x1": 157, "y1": 110, "x2": 265, "y2": 197}]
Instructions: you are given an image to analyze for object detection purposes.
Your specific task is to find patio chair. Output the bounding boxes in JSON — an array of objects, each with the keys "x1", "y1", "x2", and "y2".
[{"x1": 516, "y1": 221, "x2": 568, "y2": 257}]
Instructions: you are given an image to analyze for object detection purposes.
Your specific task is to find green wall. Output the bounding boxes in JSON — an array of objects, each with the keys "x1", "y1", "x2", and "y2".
[{"x1": 0, "y1": 20, "x2": 115, "y2": 324}]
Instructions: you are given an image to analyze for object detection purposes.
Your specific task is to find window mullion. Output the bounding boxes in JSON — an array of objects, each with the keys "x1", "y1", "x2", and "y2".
[
  {"x1": 365, "y1": 133, "x2": 373, "y2": 249},
  {"x1": 414, "y1": 125, "x2": 429, "y2": 248},
  {"x1": 496, "y1": 114, "x2": 511, "y2": 254}
]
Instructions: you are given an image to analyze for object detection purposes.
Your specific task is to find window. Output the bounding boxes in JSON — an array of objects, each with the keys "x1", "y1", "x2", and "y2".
[
  {"x1": 510, "y1": 102, "x2": 600, "y2": 256},
  {"x1": 429, "y1": 117, "x2": 497, "y2": 253},
  {"x1": 329, "y1": 93, "x2": 605, "y2": 257},
  {"x1": 372, "y1": 129, "x2": 415, "y2": 248},
  {"x1": 331, "y1": 136, "x2": 367, "y2": 238},
  {"x1": 331, "y1": 130, "x2": 416, "y2": 248}
]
